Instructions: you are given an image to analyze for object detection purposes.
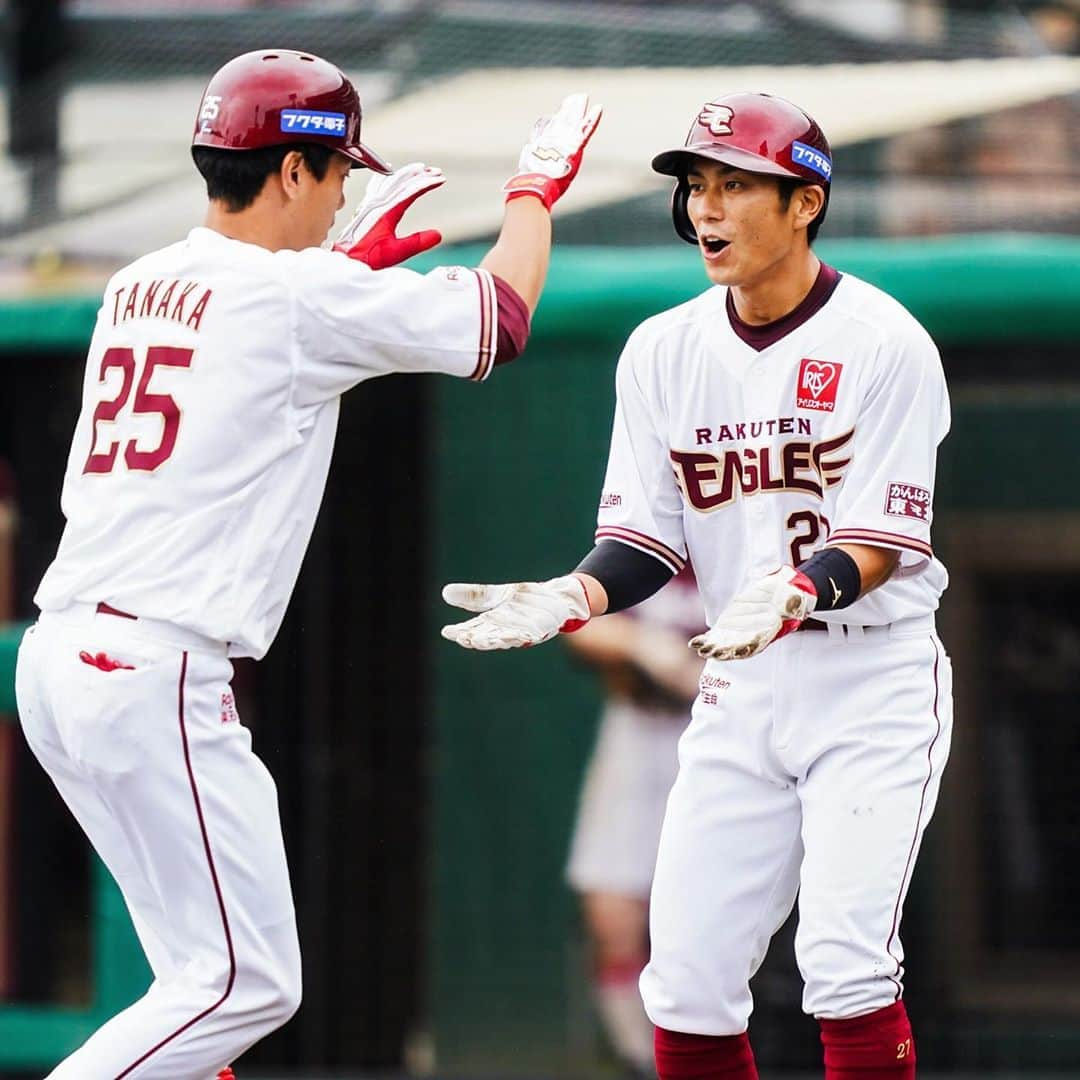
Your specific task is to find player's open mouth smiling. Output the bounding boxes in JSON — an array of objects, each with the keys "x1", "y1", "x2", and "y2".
[{"x1": 699, "y1": 235, "x2": 731, "y2": 261}]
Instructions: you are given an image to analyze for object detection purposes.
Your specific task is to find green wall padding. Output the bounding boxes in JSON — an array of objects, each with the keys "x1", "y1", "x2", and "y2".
[
  {"x1": 418, "y1": 234, "x2": 1080, "y2": 344},
  {"x1": 0, "y1": 625, "x2": 26, "y2": 714},
  {"x1": 4, "y1": 235, "x2": 1079, "y2": 351}
]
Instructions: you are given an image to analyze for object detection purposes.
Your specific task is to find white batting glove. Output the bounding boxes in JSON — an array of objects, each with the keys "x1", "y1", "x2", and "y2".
[
  {"x1": 441, "y1": 575, "x2": 591, "y2": 650},
  {"x1": 333, "y1": 162, "x2": 445, "y2": 269},
  {"x1": 503, "y1": 93, "x2": 603, "y2": 210},
  {"x1": 689, "y1": 566, "x2": 817, "y2": 661}
]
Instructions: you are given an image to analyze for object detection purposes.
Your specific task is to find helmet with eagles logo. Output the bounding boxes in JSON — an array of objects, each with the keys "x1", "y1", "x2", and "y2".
[
  {"x1": 651, "y1": 92, "x2": 832, "y2": 244},
  {"x1": 192, "y1": 49, "x2": 391, "y2": 173}
]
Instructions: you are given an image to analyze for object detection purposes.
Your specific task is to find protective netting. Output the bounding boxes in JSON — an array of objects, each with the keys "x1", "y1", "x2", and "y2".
[
  {"x1": 1, "y1": 0, "x2": 1077, "y2": 250},
  {"x1": 46, "y1": 0, "x2": 1078, "y2": 78}
]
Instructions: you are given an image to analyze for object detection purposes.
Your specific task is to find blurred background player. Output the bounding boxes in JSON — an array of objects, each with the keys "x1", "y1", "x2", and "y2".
[{"x1": 564, "y1": 566, "x2": 704, "y2": 1078}]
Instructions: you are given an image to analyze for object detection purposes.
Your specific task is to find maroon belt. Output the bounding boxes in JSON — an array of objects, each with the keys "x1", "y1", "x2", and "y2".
[
  {"x1": 799, "y1": 617, "x2": 829, "y2": 632},
  {"x1": 96, "y1": 601, "x2": 138, "y2": 621}
]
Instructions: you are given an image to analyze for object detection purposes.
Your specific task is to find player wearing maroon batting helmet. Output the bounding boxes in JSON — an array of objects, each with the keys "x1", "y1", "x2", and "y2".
[
  {"x1": 443, "y1": 91, "x2": 951, "y2": 1079},
  {"x1": 191, "y1": 49, "x2": 392, "y2": 171},
  {"x1": 16, "y1": 48, "x2": 600, "y2": 1078},
  {"x1": 653, "y1": 92, "x2": 833, "y2": 245}
]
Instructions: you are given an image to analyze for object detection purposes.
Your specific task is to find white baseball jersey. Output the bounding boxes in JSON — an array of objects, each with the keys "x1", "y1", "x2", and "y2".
[
  {"x1": 594, "y1": 267, "x2": 949, "y2": 627},
  {"x1": 36, "y1": 226, "x2": 499, "y2": 658}
]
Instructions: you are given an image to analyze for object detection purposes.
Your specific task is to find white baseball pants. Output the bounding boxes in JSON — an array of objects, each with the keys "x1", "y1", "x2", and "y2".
[
  {"x1": 640, "y1": 617, "x2": 952, "y2": 1035},
  {"x1": 15, "y1": 605, "x2": 301, "y2": 1078}
]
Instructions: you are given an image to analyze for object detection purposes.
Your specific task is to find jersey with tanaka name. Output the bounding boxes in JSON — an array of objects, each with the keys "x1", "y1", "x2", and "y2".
[
  {"x1": 36, "y1": 226, "x2": 499, "y2": 658},
  {"x1": 594, "y1": 271, "x2": 949, "y2": 627}
]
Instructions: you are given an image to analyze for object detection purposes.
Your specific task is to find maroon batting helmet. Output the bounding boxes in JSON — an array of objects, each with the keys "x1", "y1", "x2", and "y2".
[
  {"x1": 192, "y1": 49, "x2": 391, "y2": 173},
  {"x1": 651, "y1": 92, "x2": 832, "y2": 244}
]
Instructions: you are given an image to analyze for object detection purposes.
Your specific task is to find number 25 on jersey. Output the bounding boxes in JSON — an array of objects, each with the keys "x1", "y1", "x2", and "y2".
[{"x1": 83, "y1": 345, "x2": 194, "y2": 475}]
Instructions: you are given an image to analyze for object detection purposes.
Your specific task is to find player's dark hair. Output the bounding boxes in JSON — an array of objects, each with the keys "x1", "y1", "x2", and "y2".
[
  {"x1": 191, "y1": 144, "x2": 335, "y2": 212},
  {"x1": 777, "y1": 177, "x2": 825, "y2": 244}
]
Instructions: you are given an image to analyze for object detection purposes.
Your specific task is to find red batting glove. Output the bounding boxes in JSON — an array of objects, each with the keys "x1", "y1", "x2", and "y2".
[
  {"x1": 334, "y1": 162, "x2": 445, "y2": 270},
  {"x1": 504, "y1": 93, "x2": 603, "y2": 210}
]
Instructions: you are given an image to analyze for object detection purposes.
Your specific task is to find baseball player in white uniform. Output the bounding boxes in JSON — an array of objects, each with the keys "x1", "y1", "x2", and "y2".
[
  {"x1": 565, "y1": 567, "x2": 704, "y2": 1076},
  {"x1": 443, "y1": 92, "x2": 951, "y2": 1079},
  {"x1": 15, "y1": 49, "x2": 600, "y2": 1078}
]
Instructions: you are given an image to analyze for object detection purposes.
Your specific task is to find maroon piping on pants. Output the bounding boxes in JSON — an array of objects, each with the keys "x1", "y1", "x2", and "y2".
[
  {"x1": 115, "y1": 651, "x2": 237, "y2": 1078},
  {"x1": 883, "y1": 637, "x2": 942, "y2": 1000}
]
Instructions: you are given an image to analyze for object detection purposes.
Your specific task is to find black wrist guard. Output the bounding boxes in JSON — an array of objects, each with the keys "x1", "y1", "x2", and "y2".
[{"x1": 798, "y1": 547, "x2": 862, "y2": 611}]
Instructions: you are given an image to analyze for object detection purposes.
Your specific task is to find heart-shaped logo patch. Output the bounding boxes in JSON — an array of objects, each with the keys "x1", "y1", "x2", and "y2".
[{"x1": 797, "y1": 357, "x2": 843, "y2": 412}]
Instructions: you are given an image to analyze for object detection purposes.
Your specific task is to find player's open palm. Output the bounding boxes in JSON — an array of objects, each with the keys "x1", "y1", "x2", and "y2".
[
  {"x1": 334, "y1": 161, "x2": 445, "y2": 269},
  {"x1": 504, "y1": 93, "x2": 603, "y2": 209},
  {"x1": 442, "y1": 575, "x2": 590, "y2": 650},
  {"x1": 690, "y1": 566, "x2": 817, "y2": 661}
]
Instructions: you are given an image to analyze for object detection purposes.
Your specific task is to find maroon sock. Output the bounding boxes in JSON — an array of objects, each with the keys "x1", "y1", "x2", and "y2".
[
  {"x1": 654, "y1": 1026, "x2": 758, "y2": 1079},
  {"x1": 819, "y1": 1001, "x2": 916, "y2": 1077}
]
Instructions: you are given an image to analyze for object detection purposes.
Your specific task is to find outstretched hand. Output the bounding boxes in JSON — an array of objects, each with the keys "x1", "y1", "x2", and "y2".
[
  {"x1": 441, "y1": 576, "x2": 591, "y2": 650},
  {"x1": 334, "y1": 162, "x2": 445, "y2": 270}
]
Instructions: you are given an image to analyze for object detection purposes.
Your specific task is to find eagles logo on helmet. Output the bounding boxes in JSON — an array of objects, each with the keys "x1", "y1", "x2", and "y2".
[{"x1": 697, "y1": 102, "x2": 734, "y2": 136}]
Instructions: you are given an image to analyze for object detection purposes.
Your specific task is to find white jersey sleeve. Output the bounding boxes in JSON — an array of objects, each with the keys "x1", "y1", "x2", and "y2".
[
  {"x1": 825, "y1": 322, "x2": 949, "y2": 569},
  {"x1": 288, "y1": 250, "x2": 498, "y2": 406},
  {"x1": 595, "y1": 333, "x2": 688, "y2": 574}
]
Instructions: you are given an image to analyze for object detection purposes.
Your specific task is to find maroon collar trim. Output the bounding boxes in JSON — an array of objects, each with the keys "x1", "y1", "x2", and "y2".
[{"x1": 726, "y1": 262, "x2": 842, "y2": 352}]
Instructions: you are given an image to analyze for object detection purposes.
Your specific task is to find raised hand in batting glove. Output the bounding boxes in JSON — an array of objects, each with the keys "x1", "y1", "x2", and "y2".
[
  {"x1": 333, "y1": 162, "x2": 444, "y2": 270},
  {"x1": 503, "y1": 93, "x2": 603, "y2": 210},
  {"x1": 689, "y1": 566, "x2": 817, "y2": 661},
  {"x1": 441, "y1": 575, "x2": 591, "y2": 650}
]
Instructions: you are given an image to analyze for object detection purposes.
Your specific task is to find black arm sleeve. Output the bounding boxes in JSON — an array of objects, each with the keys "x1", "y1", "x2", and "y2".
[{"x1": 575, "y1": 540, "x2": 675, "y2": 614}]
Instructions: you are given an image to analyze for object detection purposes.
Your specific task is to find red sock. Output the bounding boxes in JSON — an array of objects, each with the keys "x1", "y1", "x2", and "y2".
[
  {"x1": 819, "y1": 1001, "x2": 916, "y2": 1077},
  {"x1": 654, "y1": 1026, "x2": 758, "y2": 1079}
]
